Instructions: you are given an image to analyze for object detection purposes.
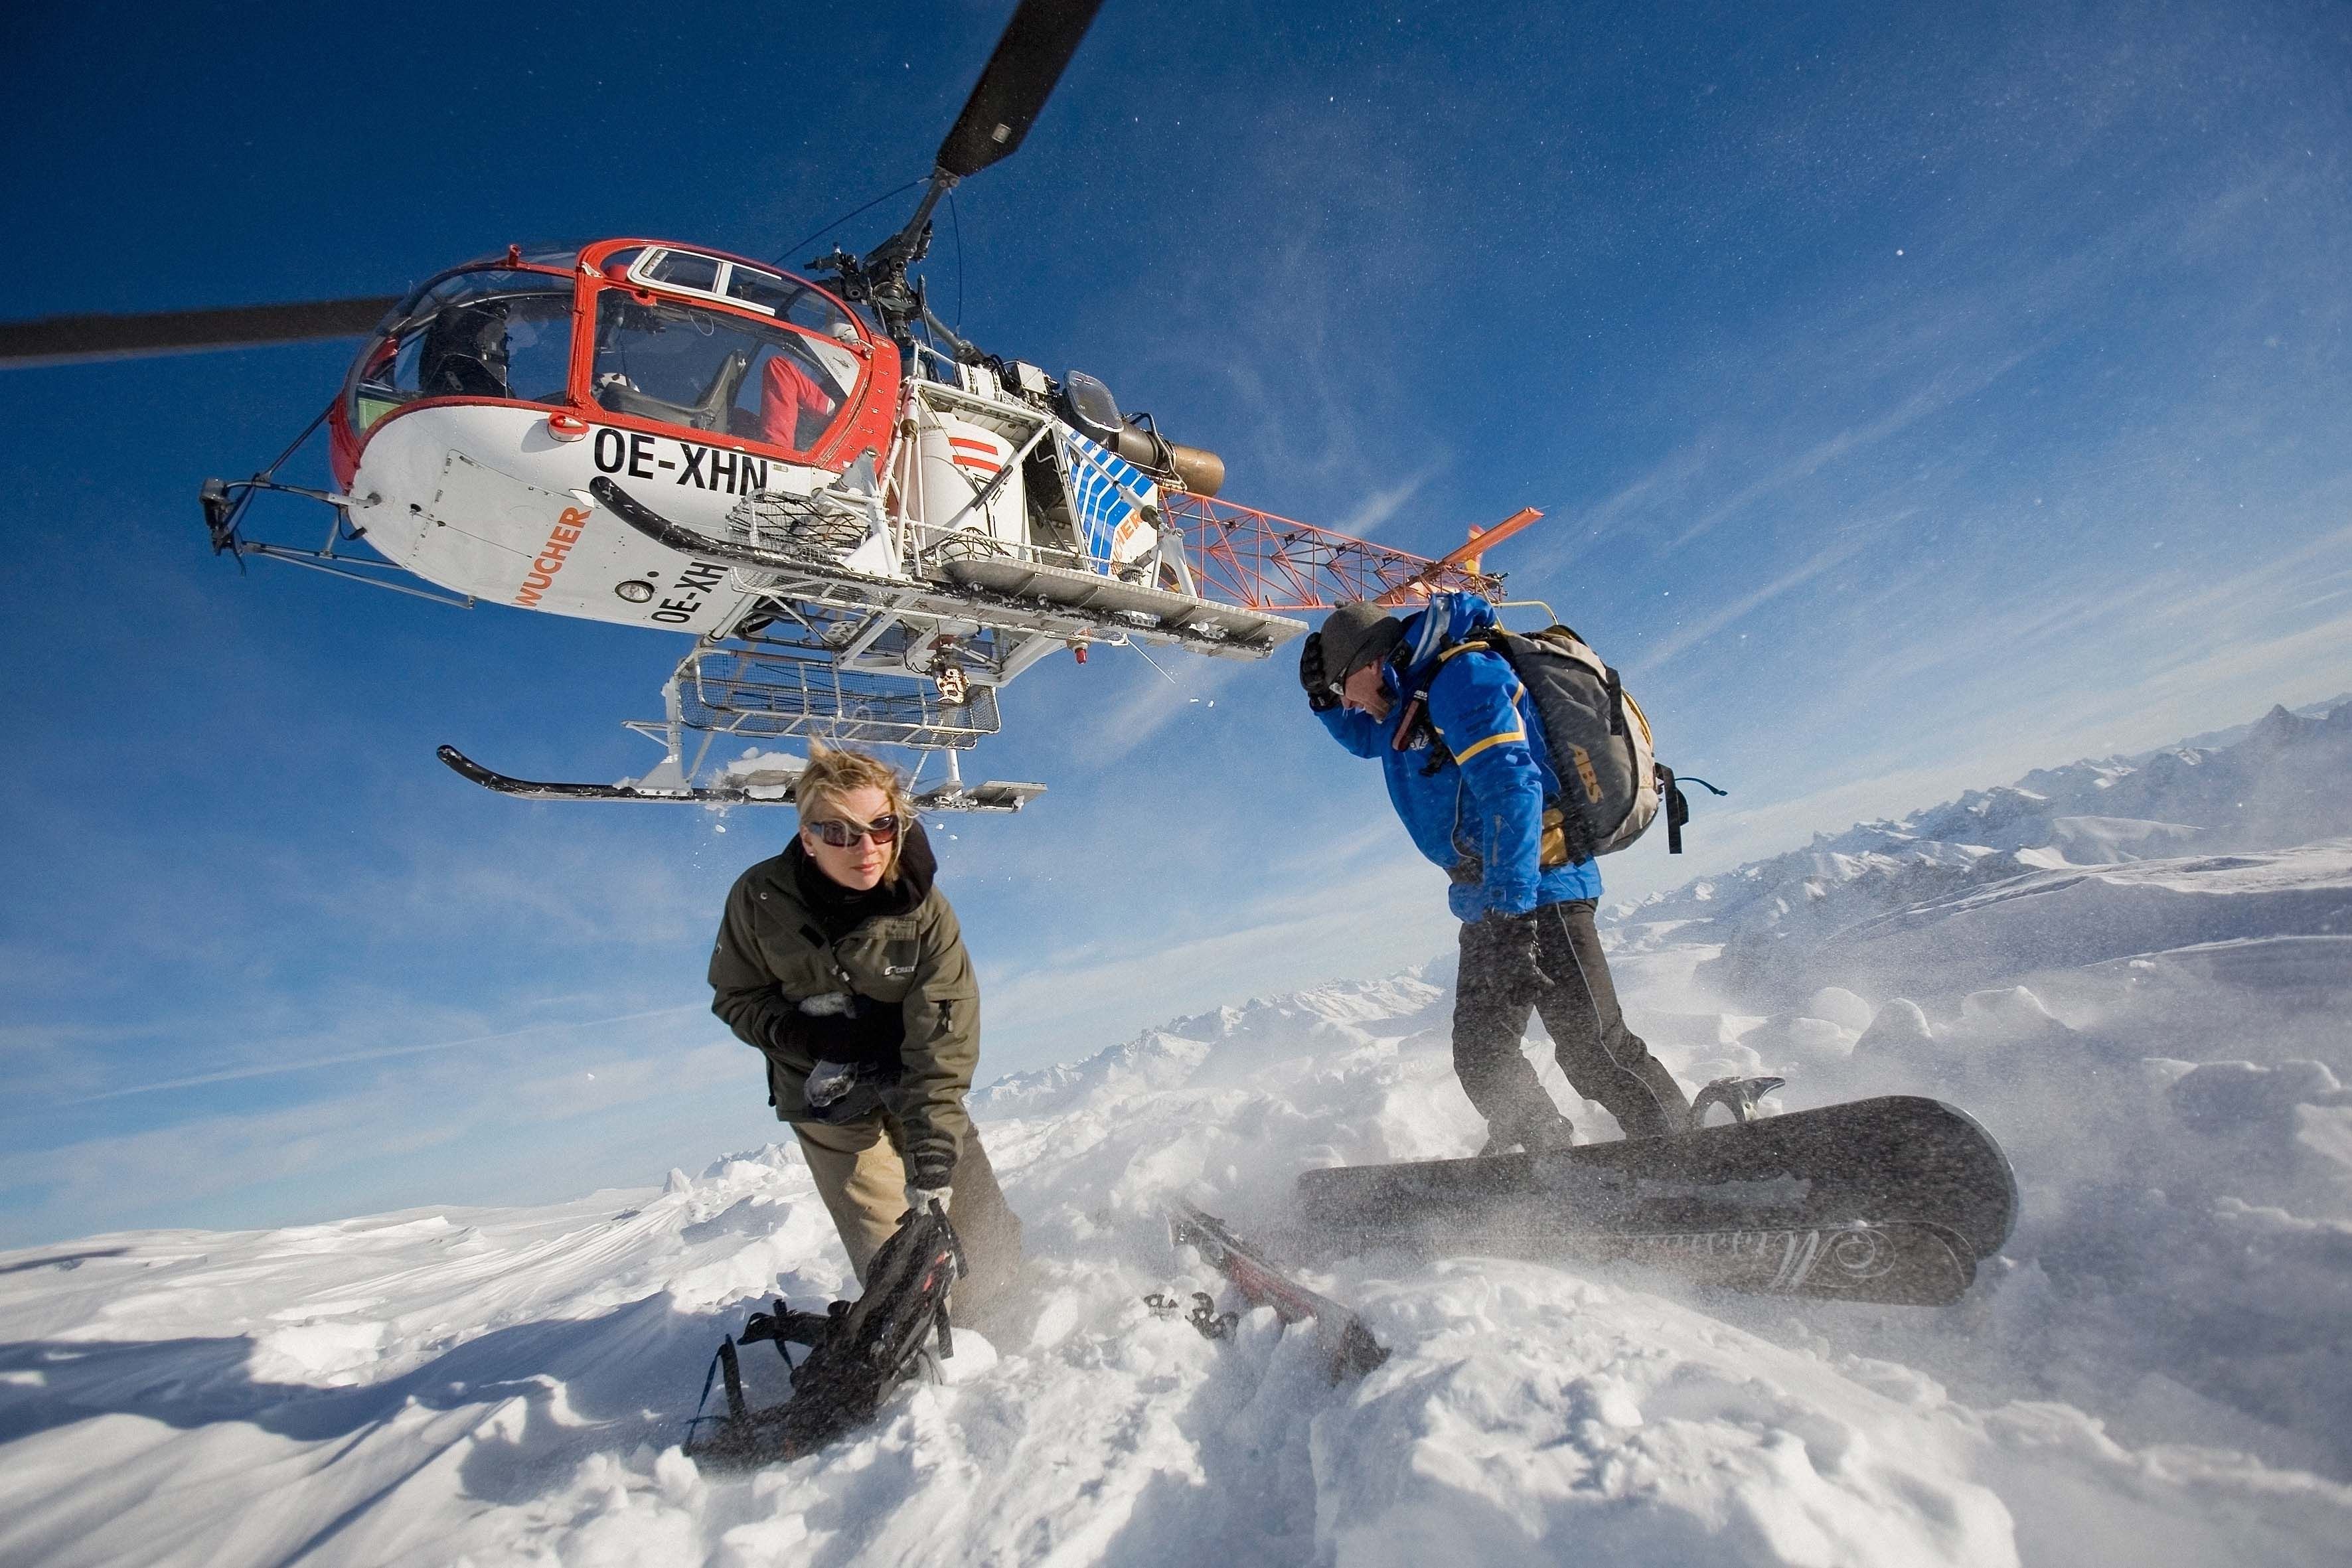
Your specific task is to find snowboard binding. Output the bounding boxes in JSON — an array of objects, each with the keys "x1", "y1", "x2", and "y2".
[{"x1": 1690, "y1": 1075, "x2": 1785, "y2": 1128}]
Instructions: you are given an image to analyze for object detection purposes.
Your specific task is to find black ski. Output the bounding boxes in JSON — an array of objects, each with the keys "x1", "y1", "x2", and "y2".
[
  {"x1": 590, "y1": 476, "x2": 897, "y2": 580},
  {"x1": 1295, "y1": 1095, "x2": 2017, "y2": 1267},
  {"x1": 438, "y1": 745, "x2": 780, "y2": 805},
  {"x1": 685, "y1": 1202, "x2": 963, "y2": 1466},
  {"x1": 1170, "y1": 1202, "x2": 1389, "y2": 1380},
  {"x1": 440, "y1": 745, "x2": 1046, "y2": 812}
]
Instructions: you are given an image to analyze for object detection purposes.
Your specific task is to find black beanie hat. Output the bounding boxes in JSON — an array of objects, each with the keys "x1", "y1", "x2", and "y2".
[{"x1": 1319, "y1": 601, "x2": 1406, "y2": 683}]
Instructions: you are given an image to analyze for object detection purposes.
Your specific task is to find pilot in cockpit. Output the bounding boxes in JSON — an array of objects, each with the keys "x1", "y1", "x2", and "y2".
[
  {"x1": 755, "y1": 323, "x2": 860, "y2": 453},
  {"x1": 417, "y1": 301, "x2": 512, "y2": 399}
]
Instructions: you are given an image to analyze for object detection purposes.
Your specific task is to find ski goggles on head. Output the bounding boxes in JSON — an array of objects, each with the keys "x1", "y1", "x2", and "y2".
[{"x1": 807, "y1": 813, "x2": 901, "y2": 848}]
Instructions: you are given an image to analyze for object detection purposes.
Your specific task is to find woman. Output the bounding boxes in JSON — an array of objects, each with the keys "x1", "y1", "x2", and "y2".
[{"x1": 708, "y1": 742, "x2": 1024, "y2": 1323}]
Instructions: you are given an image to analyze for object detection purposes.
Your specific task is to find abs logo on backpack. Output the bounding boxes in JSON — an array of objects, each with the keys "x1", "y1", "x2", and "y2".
[{"x1": 1568, "y1": 744, "x2": 1603, "y2": 805}]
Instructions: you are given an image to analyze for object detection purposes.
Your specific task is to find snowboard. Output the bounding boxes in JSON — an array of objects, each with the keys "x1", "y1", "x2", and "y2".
[
  {"x1": 1170, "y1": 1202, "x2": 1390, "y2": 1380},
  {"x1": 1294, "y1": 1095, "x2": 2017, "y2": 1269},
  {"x1": 1393, "y1": 1218, "x2": 1978, "y2": 1306}
]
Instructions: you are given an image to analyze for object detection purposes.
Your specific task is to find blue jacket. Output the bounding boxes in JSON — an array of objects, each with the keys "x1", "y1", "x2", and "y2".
[{"x1": 1316, "y1": 593, "x2": 1603, "y2": 920}]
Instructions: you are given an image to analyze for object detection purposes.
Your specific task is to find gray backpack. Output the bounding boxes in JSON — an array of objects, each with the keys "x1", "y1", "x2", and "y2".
[{"x1": 1441, "y1": 625, "x2": 1705, "y2": 858}]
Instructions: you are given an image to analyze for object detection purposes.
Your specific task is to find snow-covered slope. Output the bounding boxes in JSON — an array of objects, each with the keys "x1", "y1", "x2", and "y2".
[
  {"x1": 6, "y1": 706, "x2": 2352, "y2": 1566},
  {"x1": 9, "y1": 956, "x2": 2348, "y2": 1566}
]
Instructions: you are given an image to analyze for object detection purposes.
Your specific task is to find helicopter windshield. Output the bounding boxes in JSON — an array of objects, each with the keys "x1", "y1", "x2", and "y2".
[
  {"x1": 350, "y1": 268, "x2": 576, "y2": 430},
  {"x1": 591, "y1": 291, "x2": 862, "y2": 455}
]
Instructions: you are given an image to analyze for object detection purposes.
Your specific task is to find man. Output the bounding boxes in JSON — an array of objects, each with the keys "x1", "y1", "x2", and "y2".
[
  {"x1": 1300, "y1": 593, "x2": 1692, "y2": 1150},
  {"x1": 708, "y1": 742, "x2": 1024, "y2": 1324},
  {"x1": 757, "y1": 341, "x2": 839, "y2": 453}
]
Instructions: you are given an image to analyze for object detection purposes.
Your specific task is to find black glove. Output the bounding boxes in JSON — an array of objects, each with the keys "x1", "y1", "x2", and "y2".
[
  {"x1": 803, "y1": 1058, "x2": 894, "y2": 1124},
  {"x1": 903, "y1": 1147, "x2": 955, "y2": 1211},
  {"x1": 1298, "y1": 632, "x2": 1339, "y2": 712},
  {"x1": 767, "y1": 1010, "x2": 858, "y2": 1061},
  {"x1": 766, "y1": 991, "x2": 892, "y2": 1061},
  {"x1": 1478, "y1": 909, "x2": 1554, "y2": 996}
]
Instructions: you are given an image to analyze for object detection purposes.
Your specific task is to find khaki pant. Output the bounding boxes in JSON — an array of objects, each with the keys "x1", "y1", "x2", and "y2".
[{"x1": 792, "y1": 1114, "x2": 1027, "y2": 1326}]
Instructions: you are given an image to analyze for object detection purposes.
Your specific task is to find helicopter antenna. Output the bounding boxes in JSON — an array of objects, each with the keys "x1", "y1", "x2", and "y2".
[
  {"x1": 817, "y1": 0, "x2": 1107, "y2": 351},
  {"x1": 775, "y1": 179, "x2": 926, "y2": 268},
  {"x1": 947, "y1": 187, "x2": 965, "y2": 327}
]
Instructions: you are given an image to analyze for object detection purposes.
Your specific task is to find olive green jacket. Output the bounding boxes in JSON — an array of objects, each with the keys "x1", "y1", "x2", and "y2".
[{"x1": 706, "y1": 848, "x2": 980, "y2": 1181}]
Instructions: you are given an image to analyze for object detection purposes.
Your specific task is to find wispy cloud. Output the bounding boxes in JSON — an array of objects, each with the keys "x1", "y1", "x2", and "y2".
[
  {"x1": 978, "y1": 838, "x2": 1454, "y2": 1078},
  {"x1": 1633, "y1": 534, "x2": 1869, "y2": 672},
  {"x1": 0, "y1": 1018, "x2": 775, "y2": 1249},
  {"x1": 1068, "y1": 648, "x2": 1261, "y2": 769},
  {"x1": 1663, "y1": 353, "x2": 2037, "y2": 554},
  {"x1": 1334, "y1": 463, "x2": 1445, "y2": 542},
  {"x1": 58, "y1": 1003, "x2": 710, "y2": 1105}
]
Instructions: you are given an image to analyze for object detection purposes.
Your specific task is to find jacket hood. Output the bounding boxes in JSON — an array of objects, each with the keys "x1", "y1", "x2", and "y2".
[{"x1": 1397, "y1": 590, "x2": 1500, "y2": 678}]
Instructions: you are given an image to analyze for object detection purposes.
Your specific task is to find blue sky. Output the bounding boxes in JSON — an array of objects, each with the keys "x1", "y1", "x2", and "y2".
[{"x1": 3, "y1": 0, "x2": 2348, "y2": 1248}]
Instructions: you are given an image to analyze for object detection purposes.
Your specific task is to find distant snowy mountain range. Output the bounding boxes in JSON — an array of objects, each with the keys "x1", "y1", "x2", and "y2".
[
  {"x1": 974, "y1": 976, "x2": 1448, "y2": 1120},
  {"x1": 1607, "y1": 699, "x2": 2352, "y2": 1005},
  {"x1": 2153, "y1": 691, "x2": 2351, "y2": 754}
]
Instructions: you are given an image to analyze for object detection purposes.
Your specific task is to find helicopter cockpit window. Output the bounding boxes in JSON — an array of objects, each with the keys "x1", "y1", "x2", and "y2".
[
  {"x1": 724, "y1": 268, "x2": 856, "y2": 339},
  {"x1": 613, "y1": 246, "x2": 858, "y2": 343},
  {"x1": 350, "y1": 269, "x2": 576, "y2": 430},
  {"x1": 639, "y1": 249, "x2": 720, "y2": 294},
  {"x1": 593, "y1": 291, "x2": 860, "y2": 453}
]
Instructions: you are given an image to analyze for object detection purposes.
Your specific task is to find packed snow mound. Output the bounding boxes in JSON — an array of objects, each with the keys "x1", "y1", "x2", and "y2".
[{"x1": 1608, "y1": 700, "x2": 2352, "y2": 1005}]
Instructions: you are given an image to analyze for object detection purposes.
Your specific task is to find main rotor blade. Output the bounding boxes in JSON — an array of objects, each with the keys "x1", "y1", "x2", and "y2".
[
  {"x1": 0, "y1": 296, "x2": 401, "y2": 369},
  {"x1": 934, "y1": 0, "x2": 1107, "y2": 180}
]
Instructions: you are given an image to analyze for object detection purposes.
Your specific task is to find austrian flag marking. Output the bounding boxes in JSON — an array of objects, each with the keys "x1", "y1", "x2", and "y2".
[
  {"x1": 947, "y1": 435, "x2": 1005, "y2": 477},
  {"x1": 514, "y1": 506, "x2": 590, "y2": 607}
]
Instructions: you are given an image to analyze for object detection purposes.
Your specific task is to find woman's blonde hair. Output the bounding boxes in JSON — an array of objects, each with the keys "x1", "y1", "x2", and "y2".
[{"x1": 795, "y1": 742, "x2": 912, "y2": 876}]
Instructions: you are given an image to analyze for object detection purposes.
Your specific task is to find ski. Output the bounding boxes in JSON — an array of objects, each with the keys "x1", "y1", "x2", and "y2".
[
  {"x1": 1170, "y1": 1201, "x2": 1389, "y2": 1380},
  {"x1": 684, "y1": 1202, "x2": 964, "y2": 1466},
  {"x1": 589, "y1": 475, "x2": 900, "y2": 581},
  {"x1": 1295, "y1": 1095, "x2": 2017, "y2": 1268},
  {"x1": 437, "y1": 745, "x2": 1046, "y2": 813},
  {"x1": 439, "y1": 745, "x2": 771, "y2": 805}
]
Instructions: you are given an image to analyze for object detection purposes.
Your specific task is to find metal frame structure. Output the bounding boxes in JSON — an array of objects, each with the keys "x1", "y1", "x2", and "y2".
[{"x1": 1164, "y1": 492, "x2": 1527, "y2": 611}]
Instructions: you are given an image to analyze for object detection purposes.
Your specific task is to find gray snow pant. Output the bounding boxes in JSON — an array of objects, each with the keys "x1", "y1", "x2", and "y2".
[{"x1": 1453, "y1": 898, "x2": 1691, "y2": 1140}]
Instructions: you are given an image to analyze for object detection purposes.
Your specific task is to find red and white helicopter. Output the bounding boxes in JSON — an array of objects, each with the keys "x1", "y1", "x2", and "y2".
[{"x1": 1, "y1": 0, "x2": 1537, "y2": 813}]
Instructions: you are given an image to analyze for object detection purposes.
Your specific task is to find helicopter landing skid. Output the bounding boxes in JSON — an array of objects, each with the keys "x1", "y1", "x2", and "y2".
[{"x1": 436, "y1": 745, "x2": 1042, "y2": 813}]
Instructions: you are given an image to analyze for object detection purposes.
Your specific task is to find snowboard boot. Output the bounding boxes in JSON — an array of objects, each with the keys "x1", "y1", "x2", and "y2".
[{"x1": 1478, "y1": 1105, "x2": 1577, "y2": 1156}]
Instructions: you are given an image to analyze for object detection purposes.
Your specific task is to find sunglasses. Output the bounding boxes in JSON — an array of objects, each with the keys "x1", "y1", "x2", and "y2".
[{"x1": 807, "y1": 814, "x2": 901, "y2": 848}]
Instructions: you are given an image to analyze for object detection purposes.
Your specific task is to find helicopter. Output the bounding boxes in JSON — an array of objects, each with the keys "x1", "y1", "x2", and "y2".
[{"x1": 0, "y1": 0, "x2": 1537, "y2": 813}]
